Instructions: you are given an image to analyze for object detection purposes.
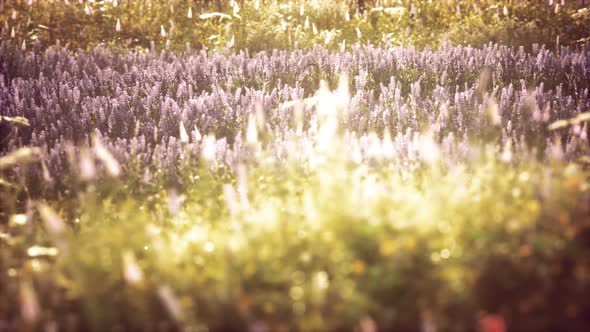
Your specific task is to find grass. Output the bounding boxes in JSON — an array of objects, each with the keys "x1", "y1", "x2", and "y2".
[
  {"x1": 1, "y1": 81, "x2": 590, "y2": 330},
  {"x1": 1, "y1": 0, "x2": 590, "y2": 330}
]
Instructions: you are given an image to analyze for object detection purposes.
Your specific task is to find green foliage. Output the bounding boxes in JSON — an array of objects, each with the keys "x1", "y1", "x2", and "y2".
[
  {"x1": 2, "y1": 0, "x2": 589, "y2": 52},
  {"x1": 1, "y1": 138, "x2": 590, "y2": 330},
  {"x1": 442, "y1": 2, "x2": 590, "y2": 50}
]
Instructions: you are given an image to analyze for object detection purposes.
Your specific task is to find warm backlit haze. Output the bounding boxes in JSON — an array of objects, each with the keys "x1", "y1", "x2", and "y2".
[{"x1": 1, "y1": 1, "x2": 590, "y2": 331}]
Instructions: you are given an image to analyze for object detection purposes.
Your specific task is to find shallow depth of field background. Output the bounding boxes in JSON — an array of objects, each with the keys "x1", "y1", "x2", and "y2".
[{"x1": 1, "y1": 1, "x2": 590, "y2": 331}]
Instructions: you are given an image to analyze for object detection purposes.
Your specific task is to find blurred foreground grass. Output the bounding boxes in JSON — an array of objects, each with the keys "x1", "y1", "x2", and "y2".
[{"x1": 1, "y1": 86, "x2": 590, "y2": 331}]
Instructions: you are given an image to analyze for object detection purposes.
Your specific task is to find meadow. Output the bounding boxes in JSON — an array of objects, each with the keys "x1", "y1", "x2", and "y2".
[{"x1": 1, "y1": 1, "x2": 590, "y2": 331}]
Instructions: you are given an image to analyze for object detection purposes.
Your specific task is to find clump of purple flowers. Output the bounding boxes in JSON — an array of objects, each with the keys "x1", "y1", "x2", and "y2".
[{"x1": 1, "y1": 41, "x2": 589, "y2": 191}]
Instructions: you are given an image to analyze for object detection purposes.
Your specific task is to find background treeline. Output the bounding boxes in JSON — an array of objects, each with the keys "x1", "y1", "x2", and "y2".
[{"x1": 1, "y1": 0, "x2": 590, "y2": 52}]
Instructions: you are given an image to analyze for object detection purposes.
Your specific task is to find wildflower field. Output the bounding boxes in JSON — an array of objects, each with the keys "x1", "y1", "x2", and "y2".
[{"x1": 1, "y1": 1, "x2": 590, "y2": 331}]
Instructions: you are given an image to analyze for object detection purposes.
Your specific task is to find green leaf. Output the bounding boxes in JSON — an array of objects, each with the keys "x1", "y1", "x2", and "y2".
[
  {"x1": 199, "y1": 12, "x2": 232, "y2": 20},
  {"x1": 574, "y1": 112, "x2": 590, "y2": 123},
  {"x1": 548, "y1": 112, "x2": 590, "y2": 130},
  {"x1": 0, "y1": 116, "x2": 30, "y2": 126},
  {"x1": 547, "y1": 119, "x2": 569, "y2": 130},
  {"x1": 0, "y1": 147, "x2": 42, "y2": 170},
  {"x1": 0, "y1": 178, "x2": 17, "y2": 188}
]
